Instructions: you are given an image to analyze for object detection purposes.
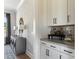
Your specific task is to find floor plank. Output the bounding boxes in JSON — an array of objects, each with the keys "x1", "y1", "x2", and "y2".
[{"x1": 16, "y1": 54, "x2": 31, "y2": 59}]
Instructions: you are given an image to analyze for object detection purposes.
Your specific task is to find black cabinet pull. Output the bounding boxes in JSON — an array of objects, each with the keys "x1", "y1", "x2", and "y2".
[
  {"x1": 60, "y1": 55, "x2": 62, "y2": 59},
  {"x1": 46, "y1": 49, "x2": 49, "y2": 56},
  {"x1": 50, "y1": 45, "x2": 56, "y2": 48},
  {"x1": 64, "y1": 50, "x2": 72, "y2": 54},
  {"x1": 41, "y1": 42, "x2": 46, "y2": 45}
]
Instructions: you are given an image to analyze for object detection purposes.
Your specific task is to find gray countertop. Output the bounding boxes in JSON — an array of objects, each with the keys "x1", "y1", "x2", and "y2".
[{"x1": 40, "y1": 38, "x2": 75, "y2": 49}]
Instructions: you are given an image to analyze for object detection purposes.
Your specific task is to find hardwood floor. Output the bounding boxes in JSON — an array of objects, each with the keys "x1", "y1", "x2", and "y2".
[{"x1": 16, "y1": 54, "x2": 31, "y2": 59}]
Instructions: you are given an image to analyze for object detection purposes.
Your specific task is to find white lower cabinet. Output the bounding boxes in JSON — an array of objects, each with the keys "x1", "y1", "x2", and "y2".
[
  {"x1": 40, "y1": 41, "x2": 74, "y2": 59},
  {"x1": 40, "y1": 45, "x2": 47, "y2": 59},
  {"x1": 50, "y1": 49, "x2": 59, "y2": 59},
  {"x1": 40, "y1": 45, "x2": 59, "y2": 59},
  {"x1": 40, "y1": 42, "x2": 59, "y2": 59},
  {"x1": 40, "y1": 43, "x2": 51, "y2": 59}
]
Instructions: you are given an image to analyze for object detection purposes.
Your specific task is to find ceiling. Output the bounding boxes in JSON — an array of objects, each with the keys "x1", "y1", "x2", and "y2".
[{"x1": 4, "y1": 0, "x2": 22, "y2": 10}]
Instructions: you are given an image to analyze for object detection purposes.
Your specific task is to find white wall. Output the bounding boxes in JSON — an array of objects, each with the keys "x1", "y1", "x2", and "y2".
[
  {"x1": 4, "y1": 9, "x2": 16, "y2": 35},
  {"x1": 16, "y1": 0, "x2": 35, "y2": 57},
  {"x1": 16, "y1": 0, "x2": 50, "y2": 59},
  {"x1": 33, "y1": 0, "x2": 50, "y2": 59},
  {"x1": 37, "y1": 0, "x2": 50, "y2": 38}
]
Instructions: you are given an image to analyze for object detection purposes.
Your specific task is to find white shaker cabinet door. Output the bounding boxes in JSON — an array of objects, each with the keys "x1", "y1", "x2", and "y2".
[
  {"x1": 47, "y1": 0, "x2": 67, "y2": 26},
  {"x1": 55, "y1": 0, "x2": 67, "y2": 25},
  {"x1": 47, "y1": 0, "x2": 58, "y2": 26},
  {"x1": 40, "y1": 44, "x2": 51, "y2": 59},
  {"x1": 67, "y1": 0, "x2": 75, "y2": 24},
  {"x1": 50, "y1": 49, "x2": 59, "y2": 59},
  {"x1": 40, "y1": 44, "x2": 47, "y2": 59}
]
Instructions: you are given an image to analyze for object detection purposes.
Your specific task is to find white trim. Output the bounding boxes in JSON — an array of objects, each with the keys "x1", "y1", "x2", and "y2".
[
  {"x1": 26, "y1": 51, "x2": 33, "y2": 59},
  {"x1": 16, "y1": 0, "x2": 24, "y2": 10}
]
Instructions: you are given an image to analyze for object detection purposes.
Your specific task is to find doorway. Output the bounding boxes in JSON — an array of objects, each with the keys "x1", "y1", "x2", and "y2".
[{"x1": 4, "y1": 13, "x2": 11, "y2": 44}]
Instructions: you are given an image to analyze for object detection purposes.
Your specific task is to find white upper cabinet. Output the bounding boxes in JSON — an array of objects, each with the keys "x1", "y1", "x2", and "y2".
[
  {"x1": 47, "y1": 0, "x2": 75, "y2": 26},
  {"x1": 67, "y1": 0, "x2": 75, "y2": 24},
  {"x1": 47, "y1": 0, "x2": 67, "y2": 26},
  {"x1": 56, "y1": 0, "x2": 67, "y2": 25}
]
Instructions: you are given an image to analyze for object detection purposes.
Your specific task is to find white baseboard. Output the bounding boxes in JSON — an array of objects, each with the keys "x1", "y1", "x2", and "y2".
[{"x1": 26, "y1": 51, "x2": 33, "y2": 59}]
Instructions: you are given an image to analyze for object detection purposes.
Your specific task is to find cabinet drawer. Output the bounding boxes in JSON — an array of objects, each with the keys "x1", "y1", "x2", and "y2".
[
  {"x1": 59, "y1": 46, "x2": 74, "y2": 56},
  {"x1": 49, "y1": 43, "x2": 60, "y2": 51},
  {"x1": 40, "y1": 41, "x2": 49, "y2": 46},
  {"x1": 40, "y1": 41, "x2": 61, "y2": 52}
]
